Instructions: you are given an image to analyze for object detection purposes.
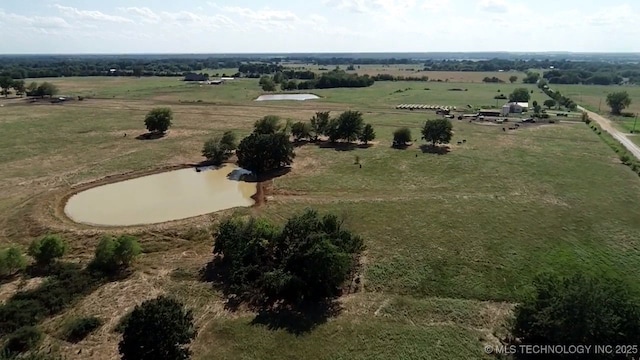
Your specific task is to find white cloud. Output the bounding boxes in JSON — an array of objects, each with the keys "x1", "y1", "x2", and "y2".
[
  {"x1": 0, "y1": 9, "x2": 71, "y2": 29},
  {"x1": 421, "y1": 0, "x2": 450, "y2": 12},
  {"x1": 118, "y1": 7, "x2": 161, "y2": 24},
  {"x1": 478, "y1": 0, "x2": 508, "y2": 13},
  {"x1": 53, "y1": 4, "x2": 133, "y2": 23},
  {"x1": 323, "y1": 0, "x2": 370, "y2": 14}
]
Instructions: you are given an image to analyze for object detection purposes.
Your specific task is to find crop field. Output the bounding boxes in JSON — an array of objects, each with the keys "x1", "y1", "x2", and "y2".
[
  {"x1": 2, "y1": 76, "x2": 640, "y2": 359},
  {"x1": 283, "y1": 63, "x2": 528, "y2": 83}
]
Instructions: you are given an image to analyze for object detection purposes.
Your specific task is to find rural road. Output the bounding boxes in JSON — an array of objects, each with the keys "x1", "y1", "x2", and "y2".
[{"x1": 579, "y1": 106, "x2": 640, "y2": 161}]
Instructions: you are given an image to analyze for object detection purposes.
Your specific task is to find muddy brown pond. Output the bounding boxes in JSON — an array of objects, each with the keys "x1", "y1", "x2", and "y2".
[{"x1": 64, "y1": 165, "x2": 256, "y2": 226}]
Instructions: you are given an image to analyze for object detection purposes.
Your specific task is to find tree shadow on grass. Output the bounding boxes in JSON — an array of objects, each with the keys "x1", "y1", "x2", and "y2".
[
  {"x1": 420, "y1": 144, "x2": 450, "y2": 155},
  {"x1": 200, "y1": 260, "x2": 341, "y2": 335},
  {"x1": 135, "y1": 132, "x2": 166, "y2": 140},
  {"x1": 316, "y1": 141, "x2": 357, "y2": 152},
  {"x1": 391, "y1": 143, "x2": 412, "y2": 150},
  {"x1": 250, "y1": 300, "x2": 342, "y2": 335}
]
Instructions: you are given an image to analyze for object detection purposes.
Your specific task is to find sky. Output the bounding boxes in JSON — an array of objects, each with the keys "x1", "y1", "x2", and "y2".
[{"x1": 1, "y1": 0, "x2": 639, "y2": 54}]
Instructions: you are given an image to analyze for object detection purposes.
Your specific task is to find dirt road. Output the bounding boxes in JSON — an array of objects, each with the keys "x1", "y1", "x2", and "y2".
[{"x1": 579, "y1": 106, "x2": 640, "y2": 160}]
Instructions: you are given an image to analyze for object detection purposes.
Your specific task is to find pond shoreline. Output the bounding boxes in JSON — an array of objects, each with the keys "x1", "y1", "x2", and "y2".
[{"x1": 47, "y1": 161, "x2": 269, "y2": 230}]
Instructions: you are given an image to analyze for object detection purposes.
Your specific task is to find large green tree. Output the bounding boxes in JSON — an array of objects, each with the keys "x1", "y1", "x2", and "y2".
[
  {"x1": 0, "y1": 77, "x2": 13, "y2": 97},
  {"x1": 35, "y1": 82, "x2": 58, "y2": 98},
  {"x1": 359, "y1": 123, "x2": 376, "y2": 145},
  {"x1": 543, "y1": 99, "x2": 556, "y2": 109},
  {"x1": 144, "y1": 108, "x2": 173, "y2": 134},
  {"x1": 392, "y1": 127, "x2": 412, "y2": 148},
  {"x1": 606, "y1": 91, "x2": 632, "y2": 115},
  {"x1": 119, "y1": 296, "x2": 196, "y2": 360},
  {"x1": 509, "y1": 88, "x2": 531, "y2": 103},
  {"x1": 11, "y1": 80, "x2": 25, "y2": 97},
  {"x1": 259, "y1": 76, "x2": 276, "y2": 92},
  {"x1": 236, "y1": 132, "x2": 295, "y2": 175},
  {"x1": 254, "y1": 115, "x2": 283, "y2": 135},
  {"x1": 421, "y1": 119, "x2": 453, "y2": 147},
  {"x1": 509, "y1": 75, "x2": 518, "y2": 83},
  {"x1": 310, "y1": 111, "x2": 330, "y2": 141},
  {"x1": 291, "y1": 121, "x2": 312, "y2": 142},
  {"x1": 336, "y1": 110, "x2": 364, "y2": 142},
  {"x1": 513, "y1": 273, "x2": 640, "y2": 359}
]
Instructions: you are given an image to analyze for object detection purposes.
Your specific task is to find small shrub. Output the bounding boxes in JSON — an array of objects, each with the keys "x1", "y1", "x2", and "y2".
[
  {"x1": 354, "y1": 155, "x2": 360, "y2": 165},
  {"x1": 3, "y1": 326, "x2": 43, "y2": 355},
  {"x1": 548, "y1": 119, "x2": 555, "y2": 124},
  {"x1": 0, "y1": 246, "x2": 27, "y2": 277},
  {"x1": 620, "y1": 154, "x2": 631, "y2": 165},
  {"x1": 597, "y1": 131, "x2": 601, "y2": 135},
  {"x1": 62, "y1": 316, "x2": 102, "y2": 343},
  {"x1": 92, "y1": 235, "x2": 141, "y2": 274},
  {"x1": 28, "y1": 235, "x2": 66, "y2": 267}
]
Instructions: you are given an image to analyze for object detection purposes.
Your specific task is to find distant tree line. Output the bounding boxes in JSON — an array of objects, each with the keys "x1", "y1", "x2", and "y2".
[
  {"x1": 0, "y1": 56, "x2": 244, "y2": 79},
  {"x1": 371, "y1": 74, "x2": 429, "y2": 82},
  {"x1": 542, "y1": 69, "x2": 631, "y2": 85},
  {"x1": 2, "y1": 56, "x2": 639, "y2": 84},
  {"x1": 260, "y1": 69, "x2": 374, "y2": 91}
]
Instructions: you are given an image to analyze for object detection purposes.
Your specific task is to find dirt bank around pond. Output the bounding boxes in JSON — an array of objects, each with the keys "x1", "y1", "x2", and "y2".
[{"x1": 8, "y1": 163, "x2": 271, "y2": 246}]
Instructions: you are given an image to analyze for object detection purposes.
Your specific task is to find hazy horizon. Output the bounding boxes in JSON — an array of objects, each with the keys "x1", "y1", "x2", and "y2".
[{"x1": 1, "y1": 0, "x2": 639, "y2": 54}]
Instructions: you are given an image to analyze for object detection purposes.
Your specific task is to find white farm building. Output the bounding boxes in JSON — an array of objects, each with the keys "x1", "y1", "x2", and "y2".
[{"x1": 501, "y1": 102, "x2": 529, "y2": 116}]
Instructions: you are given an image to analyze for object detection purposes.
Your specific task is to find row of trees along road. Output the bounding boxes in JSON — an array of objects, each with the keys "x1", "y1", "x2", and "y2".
[
  {"x1": 538, "y1": 79, "x2": 632, "y2": 115},
  {"x1": 0, "y1": 77, "x2": 58, "y2": 98}
]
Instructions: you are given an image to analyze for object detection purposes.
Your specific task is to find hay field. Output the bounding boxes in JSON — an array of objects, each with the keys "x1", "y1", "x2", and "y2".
[{"x1": 1, "y1": 76, "x2": 640, "y2": 359}]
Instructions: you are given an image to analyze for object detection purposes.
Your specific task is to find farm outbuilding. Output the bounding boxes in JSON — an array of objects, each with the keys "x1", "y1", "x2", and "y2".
[{"x1": 478, "y1": 109, "x2": 502, "y2": 117}]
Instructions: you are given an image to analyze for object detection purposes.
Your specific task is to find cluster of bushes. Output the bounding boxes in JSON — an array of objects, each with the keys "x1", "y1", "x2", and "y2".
[
  {"x1": 211, "y1": 209, "x2": 364, "y2": 305},
  {"x1": 371, "y1": 74, "x2": 429, "y2": 82},
  {"x1": 301, "y1": 111, "x2": 375, "y2": 144},
  {"x1": 513, "y1": 272, "x2": 640, "y2": 358},
  {"x1": 0, "y1": 78, "x2": 58, "y2": 98},
  {"x1": 0, "y1": 234, "x2": 142, "y2": 356},
  {"x1": 260, "y1": 69, "x2": 374, "y2": 91},
  {"x1": 207, "y1": 112, "x2": 376, "y2": 176},
  {"x1": 482, "y1": 76, "x2": 504, "y2": 83},
  {"x1": 202, "y1": 131, "x2": 238, "y2": 166}
]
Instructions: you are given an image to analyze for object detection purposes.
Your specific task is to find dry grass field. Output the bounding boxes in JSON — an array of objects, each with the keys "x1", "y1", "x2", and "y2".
[{"x1": 1, "y1": 76, "x2": 640, "y2": 359}]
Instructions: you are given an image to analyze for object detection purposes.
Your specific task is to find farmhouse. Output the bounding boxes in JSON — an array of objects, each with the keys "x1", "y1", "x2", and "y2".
[{"x1": 184, "y1": 73, "x2": 209, "y2": 82}]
